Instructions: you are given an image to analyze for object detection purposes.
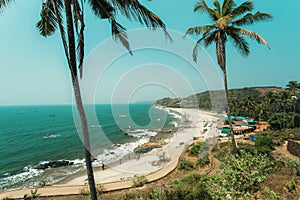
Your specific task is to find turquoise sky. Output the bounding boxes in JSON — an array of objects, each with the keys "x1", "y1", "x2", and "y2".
[{"x1": 0, "y1": 0, "x2": 299, "y2": 105}]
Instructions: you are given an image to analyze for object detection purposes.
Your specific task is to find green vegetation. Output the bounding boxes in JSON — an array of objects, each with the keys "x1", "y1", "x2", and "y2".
[
  {"x1": 189, "y1": 142, "x2": 207, "y2": 156},
  {"x1": 186, "y1": 0, "x2": 272, "y2": 154},
  {"x1": 132, "y1": 175, "x2": 148, "y2": 187},
  {"x1": 156, "y1": 82, "x2": 300, "y2": 131},
  {"x1": 178, "y1": 158, "x2": 195, "y2": 171},
  {"x1": 118, "y1": 148, "x2": 277, "y2": 200},
  {"x1": 264, "y1": 187, "x2": 279, "y2": 199}
]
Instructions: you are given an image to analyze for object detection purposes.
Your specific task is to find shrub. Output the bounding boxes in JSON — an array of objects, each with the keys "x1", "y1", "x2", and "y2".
[
  {"x1": 132, "y1": 175, "x2": 148, "y2": 187},
  {"x1": 199, "y1": 152, "x2": 274, "y2": 199},
  {"x1": 189, "y1": 142, "x2": 208, "y2": 156},
  {"x1": 177, "y1": 159, "x2": 194, "y2": 171},
  {"x1": 255, "y1": 135, "x2": 274, "y2": 154},
  {"x1": 198, "y1": 154, "x2": 210, "y2": 167},
  {"x1": 171, "y1": 174, "x2": 213, "y2": 200},
  {"x1": 264, "y1": 187, "x2": 278, "y2": 199}
]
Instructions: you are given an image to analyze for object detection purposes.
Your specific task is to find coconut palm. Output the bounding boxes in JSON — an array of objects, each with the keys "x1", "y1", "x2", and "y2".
[
  {"x1": 185, "y1": 0, "x2": 272, "y2": 154},
  {"x1": 241, "y1": 95, "x2": 257, "y2": 118},
  {"x1": 286, "y1": 80, "x2": 300, "y2": 128},
  {"x1": 1, "y1": 1, "x2": 170, "y2": 199}
]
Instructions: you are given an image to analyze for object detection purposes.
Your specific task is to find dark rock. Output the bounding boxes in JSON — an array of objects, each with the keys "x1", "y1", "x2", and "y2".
[{"x1": 33, "y1": 160, "x2": 74, "y2": 170}]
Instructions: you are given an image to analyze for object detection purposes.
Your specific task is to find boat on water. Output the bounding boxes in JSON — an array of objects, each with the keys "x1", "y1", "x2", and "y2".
[{"x1": 43, "y1": 134, "x2": 58, "y2": 139}]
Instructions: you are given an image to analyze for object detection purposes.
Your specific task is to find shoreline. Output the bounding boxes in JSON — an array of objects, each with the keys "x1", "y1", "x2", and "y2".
[{"x1": 0, "y1": 108, "x2": 221, "y2": 199}]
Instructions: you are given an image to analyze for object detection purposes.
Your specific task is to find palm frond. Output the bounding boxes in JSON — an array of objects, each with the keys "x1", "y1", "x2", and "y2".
[
  {"x1": 192, "y1": 30, "x2": 214, "y2": 62},
  {"x1": 0, "y1": 0, "x2": 13, "y2": 12},
  {"x1": 213, "y1": 0, "x2": 221, "y2": 18},
  {"x1": 50, "y1": 0, "x2": 69, "y2": 64},
  {"x1": 185, "y1": 25, "x2": 215, "y2": 36},
  {"x1": 73, "y1": 0, "x2": 85, "y2": 78},
  {"x1": 111, "y1": 19, "x2": 132, "y2": 55},
  {"x1": 110, "y1": 0, "x2": 172, "y2": 41},
  {"x1": 221, "y1": 0, "x2": 235, "y2": 16},
  {"x1": 87, "y1": 0, "x2": 114, "y2": 19},
  {"x1": 229, "y1": 26, "x2": 270, "y2": 48},
  {"x1": 231, "y1": 1, "x2": 253, "y2": 18},
  {"x1": 203, "y1": 30, "x2": 218, "y2": 47},
  {"x1": 215, "y1": 32, "x2": 226, "y2": 72},
  {"x1": 227, "y1": 30, "x2": 249, "y2": 56},
  {"x1": 73, "y1": 0, "x2": 82, "y2": 34},
  {"x1": 36, "y1": 0, "x2": 58, "y2": 37},
  {"x1": 231, "y1": 12, "x2": 273, "y2": 26},
  {"x1": 194, "y1": 0, "x2": 218, "y2": 21}
]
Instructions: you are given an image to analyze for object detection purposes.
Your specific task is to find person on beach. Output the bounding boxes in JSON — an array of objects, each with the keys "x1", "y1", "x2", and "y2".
[{"x1": 102, "y1": 163, "x2": 105, "y2": 171}]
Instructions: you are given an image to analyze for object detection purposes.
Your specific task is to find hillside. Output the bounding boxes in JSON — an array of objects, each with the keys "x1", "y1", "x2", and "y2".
[{"x1": 154, "y1": 86, "x2": 284, "y2": 111}]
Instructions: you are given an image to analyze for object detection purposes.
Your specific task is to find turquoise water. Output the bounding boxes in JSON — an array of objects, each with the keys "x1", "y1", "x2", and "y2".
[{"x1": 0, "y1": 104, "x2": 179, "y2": 191}]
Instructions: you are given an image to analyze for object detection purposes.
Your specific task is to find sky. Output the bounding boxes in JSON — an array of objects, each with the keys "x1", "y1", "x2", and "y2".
[{"x1": 0, "y1": 0, "x2": 299, "y2": 105}]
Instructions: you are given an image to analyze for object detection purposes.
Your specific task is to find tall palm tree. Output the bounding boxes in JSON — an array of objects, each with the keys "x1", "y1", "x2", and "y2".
[
  {"x1": 185, "y1": 0, "x2": 272, "y2": 154},
  {"x1": 286, "y1": 80, "x2": 300, "y2": 128},
  {"x1": 1, "y1": 1, "x2": 170, "y2": 199}
]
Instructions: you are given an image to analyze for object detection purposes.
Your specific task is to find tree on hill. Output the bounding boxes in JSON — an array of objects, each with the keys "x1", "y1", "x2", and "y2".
[
  {"x1": 185, "y1": 0, "x2": 272, "y2": 154},
  {"x1": 286, "y1": 80, "x2": 300, "y2": 128}
]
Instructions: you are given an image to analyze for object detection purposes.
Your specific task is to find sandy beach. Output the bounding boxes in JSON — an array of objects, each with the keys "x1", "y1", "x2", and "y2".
[{"x1": 0, "y1": 108, "x2": 221, "y2": 199}]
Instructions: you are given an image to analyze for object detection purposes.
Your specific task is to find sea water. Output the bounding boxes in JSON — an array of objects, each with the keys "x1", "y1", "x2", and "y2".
[{"x1": 0, "y1": 104, "x2": 181, "y2": 191}]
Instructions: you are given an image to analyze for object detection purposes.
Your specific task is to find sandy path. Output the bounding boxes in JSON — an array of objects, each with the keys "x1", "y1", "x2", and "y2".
[{"x1": 0, "y1": 108, "x2": 220, "y2": 199}]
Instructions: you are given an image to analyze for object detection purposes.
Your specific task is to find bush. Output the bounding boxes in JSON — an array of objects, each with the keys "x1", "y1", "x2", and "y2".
[
  {"x1": 177, "y1": 158, "x2": 194, "y2": 171},
  {"x1": 255, "y1": 135, "x2": 274, "y2": 154},
  {"x1": 198, "y1": 154, "x2": 210, "y2": 167},
  {"x1": 171, "y1": 174, "x2": 213, "y2": 200},
  {"x1": 199, "y1": 152, "x2": 274, "y2": 199},
  {"x1": 189, "y1": 142, "x2": 208, "y2": 156},
  {"x1": 132, "y1": 175, "x2": 148, "y2": 187}
]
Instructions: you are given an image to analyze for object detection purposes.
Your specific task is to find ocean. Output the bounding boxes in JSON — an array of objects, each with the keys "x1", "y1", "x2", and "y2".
[{"x1": 0, "y1": 104, "x2": 181, "y2": 191}]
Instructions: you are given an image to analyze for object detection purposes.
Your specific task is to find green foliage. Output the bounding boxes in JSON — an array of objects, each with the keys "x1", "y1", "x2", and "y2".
[
  {"x1": 189, "y1": 142, "x2": 207, "y2": 156},
  {"x1": 286, "y1": 159, "x2": 299, "y2": 168},
  {"x1": 118, "y1": 189, "x2": 145, "y2": 200},
  {"x1": 200, "y1": 152, "x2": 274, "y2": 199},
  {"x1": 294, "y1": 113, "x2": 300, "y2": 128},
  {"x1": 132, "y1": 175, "x2": 148, "y2": 187},
  {"x1": 264, "y1": 187, "x2": 278, "y2": 199},
  {"x1": 198, "y1": 154, "x2": 210, "y2": 167},
  {"x1": 286, "y1": 177, "x2": 297, "y2": 193},
  {"x1": 269, "y1": 113, "x2": 292, "y2": 130},
  {"x1": 1, "y1": 198, "x2": 13, "y2": 200},
  {"x1": 255, "y1": 134, "x2": 274, "y2": 154},
  {"x1": 171, "y1": 174, "x2": 213, "y2": 200},
  {"x1": 177, "y1": 158, "x2": 195, "y2": 171}
]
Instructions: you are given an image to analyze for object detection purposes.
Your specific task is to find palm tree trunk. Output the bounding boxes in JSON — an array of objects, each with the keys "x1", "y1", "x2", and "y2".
[
  {"x1": 223, "y1": 70, "x2": 238, "y2": 155},
  {"x1": 64, "y1": 1, "x2": 97, "y2": 199},
  {"x1": 72, "y1": 77, "x2": 98, "y2": 200},
  {"x1": 217, "y1": 35, "x2": 238, "y2": 155}
]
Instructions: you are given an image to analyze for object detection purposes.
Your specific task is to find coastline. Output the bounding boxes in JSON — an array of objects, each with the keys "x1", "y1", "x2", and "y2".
[{"x1": 0, "y1": 107, "x2": 221, "y2": 199}]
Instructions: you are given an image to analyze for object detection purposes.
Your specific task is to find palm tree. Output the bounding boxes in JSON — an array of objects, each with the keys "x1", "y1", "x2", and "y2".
[
  {"x1": 185, "y1": 0, "x2": 272, "y2": 154},
  {"x1": 286, "y1": 80, "x2": 300, "y2": 128},
  {"x1": 1, "y1": 1, "x2": 170, "y2": 199},
  {"x1": 241, "y1": 95, "x2": 257, "y2": 118}
]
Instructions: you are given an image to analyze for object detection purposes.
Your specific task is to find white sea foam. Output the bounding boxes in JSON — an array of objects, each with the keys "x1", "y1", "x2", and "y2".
[
  {"x1": 0, "y1": 168, "x2": 43, "y2": 190},
  {"x1": 94, "y1": 130, "x2": 156, "y2": 165}
]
